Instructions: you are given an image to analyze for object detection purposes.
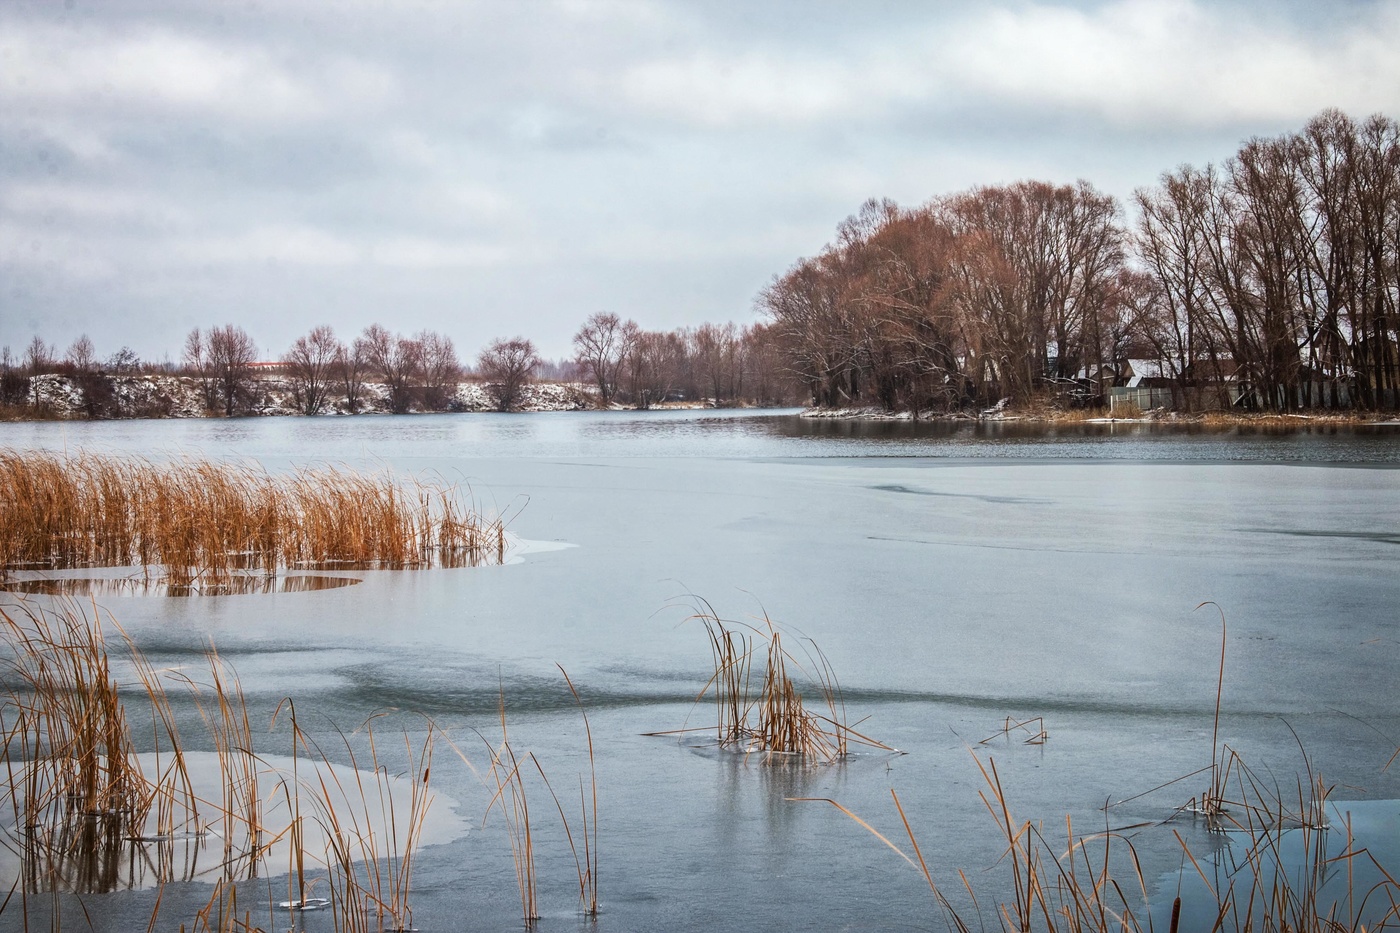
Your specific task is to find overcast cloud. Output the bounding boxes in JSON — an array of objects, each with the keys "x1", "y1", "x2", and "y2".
[{"x1": 3, "y1": 0, "x2": 1399, "y2": 363}]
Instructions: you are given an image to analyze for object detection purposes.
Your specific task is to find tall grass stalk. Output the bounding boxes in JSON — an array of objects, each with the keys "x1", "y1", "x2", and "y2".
[
  {"x1": 0, "y1": 598, "x2": 193, "y2": 896},
  {"x1": 480, "y1": 690, "x2": 540, "y2": 926},
  {"x1": 303, "y1": 714, "x2": 436, "y2": 933},
  {"x1": 551, "y1": 666, "x2": 599, "y2": 916},
  {"x1": 169, "y1": 649, "x2": 262, "y2": 879}
]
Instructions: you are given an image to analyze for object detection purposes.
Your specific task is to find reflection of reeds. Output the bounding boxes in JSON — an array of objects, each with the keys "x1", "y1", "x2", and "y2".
[
  {"x1": 1, "y1": 598, "x2": 447, "y2": 931},
  {"x1": 811, "y1": 747, "x2": 1400, "y2": 933},
  {"x1": 662, "y1": 600, "x2": 889, "y2": 762},
  {"x1": 803, "y1": 604, "x2": 1400, "y2": 933},
  {"x1": 0, "y1": 451, "x2": 508, "y2": 590},
  {"x1": 0, "y1": 598, "x2": 206, "y2": 902}
]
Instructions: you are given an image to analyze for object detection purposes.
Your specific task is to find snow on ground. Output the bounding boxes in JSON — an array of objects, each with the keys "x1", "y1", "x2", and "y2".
[{"x1": 20, "y1": 375, "x2": 596, "y2": 419}]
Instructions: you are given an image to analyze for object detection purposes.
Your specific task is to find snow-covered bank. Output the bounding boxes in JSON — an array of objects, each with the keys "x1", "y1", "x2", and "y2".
[
  {"x1": 800, "y1": 406, "x2": 976, "y2": 421},
  {"x1": 15, "y1": 374, "x2": 596, "y2": 419}
]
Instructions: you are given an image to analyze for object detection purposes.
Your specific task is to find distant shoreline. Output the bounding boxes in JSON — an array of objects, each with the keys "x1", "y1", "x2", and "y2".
[
  {"x1": 5, "y1": 374, "x2": 1396, "y2": 427},
  {"x1": 799, "y1": 405, "x2": 1400, "y2": 428},
  {"x1": 0, "y1": 373, "x2": 780, "y2": 423}
]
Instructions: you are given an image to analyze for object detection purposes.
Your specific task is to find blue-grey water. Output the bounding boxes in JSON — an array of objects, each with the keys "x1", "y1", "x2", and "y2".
[{"x1": 2, "y1": 411, "x2": 1399, "y2": 932}]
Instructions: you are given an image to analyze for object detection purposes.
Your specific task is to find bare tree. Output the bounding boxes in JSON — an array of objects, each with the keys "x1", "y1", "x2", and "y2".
[
  {"x1": 572, "y1": 312, "x2": 628, "y2": 406},
  {"x1": 416, "y1": 330, "x2": 461, "y2": 410},
  {"x1": 183, "y1": 328, "x2": 219, "y2": 412},
  {"x1": 360, "y1": 324, "x2": 424, "y2": 414},
  {"x1": 105, "y1": 347, "x2": 142, "y2": 374},
  {"x1": 690, "y1": 322, "x2": 740, "y2": 405},
  {"x1": 333, "y1": 337, "x2": 370, "y2": 414},
  {"x1": 24, "y1": 336, "x2": 55, "y2": 376},
  {"x1": 206, "y1": 325, "x2": 259, "y2": 416},
  {"x1": 65, "y1": 335, "x2": 97, "y2": 373},
  {"x1": 283, "y1": 325, "x2": 341, "y2": 415},
  {"x1": 61, "y1": 334, "x2": 116, "y2": 417},
  {"x1": 477, "y1": 337, "x2": 541, "y2": 411},
  {"x1": 1, "y1": 345, "x2": 31, "y2": 407}
]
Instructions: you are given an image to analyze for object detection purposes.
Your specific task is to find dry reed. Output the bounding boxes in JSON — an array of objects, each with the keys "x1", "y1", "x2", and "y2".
[
  {"x1": 655, "y1": 600, "x2": 891, "y2": 762},
  {"x1": 292, "y1": 714, "x2": 437, "y2": 933},
  {"x1": 2, "y1": 600, "x2": 442, "y2": 932},
  {"x1": 0, "y1": 450, "x2": 508, "y2": 592},
  {"x1": 802, "y1": 604, "x2": 1400, "y2": 932},
  {"x1": 809, "y1": 744, "x2": 1400, "y2": 933},
  {"x1": 479, "y1": 689, "x2": 541, "y2": 926},
  {"x1": 557, "y1": 665, "x2": 599, "y2": 916},
  {"x1": 980, "y1": 716, "x2": 1049, "y2": 746}
]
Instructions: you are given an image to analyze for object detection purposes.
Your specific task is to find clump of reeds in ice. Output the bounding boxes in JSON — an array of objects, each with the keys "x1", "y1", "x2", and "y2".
[{"x1": 651, "y1": 599, "x2": 892, "y2": 762}]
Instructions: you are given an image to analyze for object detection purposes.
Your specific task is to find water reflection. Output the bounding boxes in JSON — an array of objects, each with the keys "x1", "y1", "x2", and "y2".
[
  {"x1": 782, "y1": 417, "x2": 1400, "y2": 442},
  {"x1": 1154, "y1": 800, "x2": 1400, "y2": 931},
  {"x1": 16, "y1": 814, "x2": 223, "y2": 895},
  {"x1": 7, "y1": 408, "x2": 1398, "y2": 463},
  {"x1": 1, "y1": 574, "x2": 360, "y2": 597}
]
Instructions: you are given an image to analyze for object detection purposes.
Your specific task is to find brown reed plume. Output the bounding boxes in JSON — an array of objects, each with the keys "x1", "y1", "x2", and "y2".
[{"x1": 0, "y1": 450, "x2": 509, "y2": 592}]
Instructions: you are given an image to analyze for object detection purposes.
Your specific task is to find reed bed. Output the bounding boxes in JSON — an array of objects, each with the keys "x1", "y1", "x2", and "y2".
[
  {"x1": 169, "y1": 650, "x2": 263, "y2": 880},
  {"x1": 805, "y1": 605, "x2": 1400, "y2": 932},
  {"x1": 0, "y1": 450, "x2": 507, "y2": 591},
  {"x1": 556, "y1": 665, "x2": 599, "y2": 917},
  {"x1": 462, "y1": 670, "x2": 602, "y2": 928}
]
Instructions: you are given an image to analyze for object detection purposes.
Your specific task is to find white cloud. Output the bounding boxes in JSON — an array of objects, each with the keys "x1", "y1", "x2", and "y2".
[
  {"x1": 618, "y1": 52, "x2": 902, "y2": 127},
  {"x1": 167, "y1": 226, "x2": 515, "y2": 270},
  {"x1": 176, "y1": 226, "x2": 361, "y2": 266},
  {"x1": 1, "y1": 182, "x2": 187, "y2": 225},
  {"x1": 940, "y1": 0, "x2": 1400, "y2": 126},
  {"x1": 0, "y1": 222, "x2": 119, "y2": 279},
  {"x1": 0, "y1": 22, "x2": 394, "y2": 125},
  {"x1": 611, "y1": 0, "x2": 1400, "y2": 131},
  {"x1": 370, "y1": 236, "x2": 513, "y2": 269}
]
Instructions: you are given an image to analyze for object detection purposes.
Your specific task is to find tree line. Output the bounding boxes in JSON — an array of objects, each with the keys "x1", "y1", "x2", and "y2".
[
  {"x1": 761, "y1": 109, "x2": 1400, "y2": 413},
  {"x1": 1, "y1": 316, "x2": 803, "y2": 419}
]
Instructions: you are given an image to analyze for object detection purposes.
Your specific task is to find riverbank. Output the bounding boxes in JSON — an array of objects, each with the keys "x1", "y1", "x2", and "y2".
[
  {"x1": 1, "y1": 373, "x2": 598, "y2": 420},
  {"x1": 799, "y1": 404, "x2": 1399, "y2": 427}
]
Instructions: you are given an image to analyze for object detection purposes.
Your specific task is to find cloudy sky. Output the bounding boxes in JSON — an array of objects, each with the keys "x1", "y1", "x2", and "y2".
[{"x1": 3, "y1": 0, "x2": 1399, "y2": 364}]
